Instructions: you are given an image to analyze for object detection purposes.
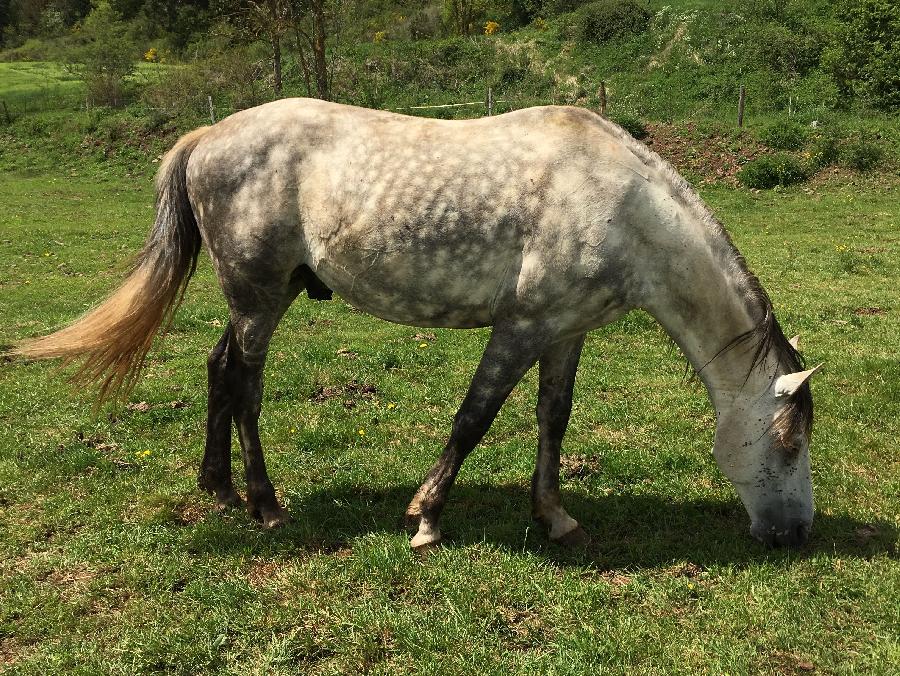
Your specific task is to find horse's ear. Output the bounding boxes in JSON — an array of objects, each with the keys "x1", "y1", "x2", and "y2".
[
  {"x1": 788, "y1": 334, "x2": 800, "y2": 350},
  {"x1": 774, "y1": 364, "x2": 822, "y2": 397}
]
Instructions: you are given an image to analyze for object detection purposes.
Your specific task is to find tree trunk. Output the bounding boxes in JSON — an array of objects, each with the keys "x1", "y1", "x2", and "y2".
[
  {"x1": 272, "y1": 33, "x2": 282, "y2": 96},
  {"x1": 294, "y1": 26, "x2": 313, "y2": 97},
  {"x1": 311, "y1": 0, "x2": 329, "y2": 100}
]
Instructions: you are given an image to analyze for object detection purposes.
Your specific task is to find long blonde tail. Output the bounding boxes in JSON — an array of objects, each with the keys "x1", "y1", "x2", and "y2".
[{"x1": 7, "y1": 126, "x2": 210, "y2": 405}]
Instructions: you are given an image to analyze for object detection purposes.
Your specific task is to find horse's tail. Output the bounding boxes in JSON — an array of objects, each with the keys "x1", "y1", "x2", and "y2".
[{"x1": 7, "y1": 126, "x2": 211, "y2": 406}]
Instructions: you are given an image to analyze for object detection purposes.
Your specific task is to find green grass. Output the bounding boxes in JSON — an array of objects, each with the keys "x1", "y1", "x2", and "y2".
[
  {"x1": 0, "y1": 40, "x2": 898, "y2": 673},
  {"x1": 1, "y1": 154, "x2": 898, "y2": 672}
]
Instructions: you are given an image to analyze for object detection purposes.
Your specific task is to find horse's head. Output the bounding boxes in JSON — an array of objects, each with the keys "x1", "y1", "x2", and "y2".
[{"x1": 712, "y1": 362, "x2": 820, "y2": 548}]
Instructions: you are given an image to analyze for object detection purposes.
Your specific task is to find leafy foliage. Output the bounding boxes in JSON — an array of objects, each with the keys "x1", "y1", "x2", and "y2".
[
  {"x1": 822, "y1": 0, "x2": 900, "y2": 111},
  {"x1": 574, "y1": 0, "x2": 651, "y2": 45},
  {"x1": 738, "y1": 153, "x2": 809, "y2": 188},
  {"x1": 757, "y1": 119, "x2": 808, "y2": 150},
  {"x1": 67, "y1": 1, "x2": 136, "y2": 107},
  {"x1": 841, "y1": 136, "x2": 882, "y2": 171},
  {"x1": 610, "y1": 112, "x2": 647, "y2": 139}
]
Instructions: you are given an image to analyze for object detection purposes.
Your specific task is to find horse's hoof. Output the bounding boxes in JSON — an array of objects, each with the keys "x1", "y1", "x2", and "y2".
[
  {"x1": 249, "y1": 502, "x2": 290, "y2": 529},
  {"x1": 411, "y1": 538, "x2": 442, "y2": 556},
  {"x1": 410, "y1": 521, "x2": 441, "y2": 552},
  {"x1": 214, "y1": 488, "x2": 243, "y2": 511},
  {"x1": 551, "y1": 525, "x2": 590, "y2": 548},
  {"x1": 404, "y1": 511, "x2": 421, "y2": 534}
]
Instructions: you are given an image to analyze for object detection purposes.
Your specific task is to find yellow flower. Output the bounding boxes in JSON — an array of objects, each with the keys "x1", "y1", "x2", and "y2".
[
  {"x1": 290, "y1": 428, "x2": 296, "y2": 433},
  {"x1": 373, "y1": 31, "x2": 386, "y2": 43},
  {"x1": 387, "y1": 403, "x2": 396, "y2": 410},
  {"x1": 533, "y1": 17, "x2": 548, "y2": 31},
  {"x1": 144, "y1": 47, "x2": 159, "y2": 63},
  {"x1": 358, "y1": 429, "x2": 365, "y2": 436},
  {"x1": 484, "y1": 21, "x2": 500, "y2": 35},
  {"x1": 136, "y1": 450, "x2": 151, "y2": 458},
  {"x1": 418, "y1": 342, "x2": 428, "y2": 349}
]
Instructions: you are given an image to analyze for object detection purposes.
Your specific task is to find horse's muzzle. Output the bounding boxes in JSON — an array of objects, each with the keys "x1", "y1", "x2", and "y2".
[{"x1": 751, "y1": 519, "x2": 811, "y2": 548}]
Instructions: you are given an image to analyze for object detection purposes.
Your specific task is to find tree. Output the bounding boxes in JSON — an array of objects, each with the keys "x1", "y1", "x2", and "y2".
[
  {"x1": 246, "y1": 0, "x2": 291, "y2": 95},
  {"x1": 285, "y1": 0, "x2": 339, "y2": 101},
  {"x1": 68, "y1": 1, "x2": 136, "y2": 106}
]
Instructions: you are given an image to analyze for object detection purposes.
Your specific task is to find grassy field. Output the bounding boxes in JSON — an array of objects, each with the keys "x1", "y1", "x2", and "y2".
[{"x1": 1, "y1": 78, "x2": 899, "y2": 676}]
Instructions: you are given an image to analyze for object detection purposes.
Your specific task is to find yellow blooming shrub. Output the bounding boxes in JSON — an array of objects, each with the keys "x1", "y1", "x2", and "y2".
[
  {"x1": 374, "y1": 31, "x2": 386, "y2": 43},
  {"x1": 484, "y1": 21, "x2": 499, "y2": 35},
  {"x1": 144, "y1": 47, "x2": 159, "y2": 63}
]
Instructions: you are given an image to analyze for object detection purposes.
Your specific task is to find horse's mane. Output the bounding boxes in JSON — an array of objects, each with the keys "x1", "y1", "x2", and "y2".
[{"x1": 591, "y1": 114, "x2": 813, "y2": 442}]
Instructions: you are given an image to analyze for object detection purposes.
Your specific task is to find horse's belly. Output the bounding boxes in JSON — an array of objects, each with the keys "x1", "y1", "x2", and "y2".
[{"x1": 309, "y1": 243, "x2": 512, "y2": 328}]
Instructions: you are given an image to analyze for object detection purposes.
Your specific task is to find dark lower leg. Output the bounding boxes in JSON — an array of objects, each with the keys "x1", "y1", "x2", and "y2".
[
  {"x1": 533, "y1": 335, "x2": 587, "y2": 543},
  {"x1": 230, "y1": 347, "x2": 287, "y2": 528},
  {"x1": 406, "y1": 325, "x2": 547, "y2": 548},
  {"x1": 198, "y1": 326, "x2": 241, "y2": 508}
]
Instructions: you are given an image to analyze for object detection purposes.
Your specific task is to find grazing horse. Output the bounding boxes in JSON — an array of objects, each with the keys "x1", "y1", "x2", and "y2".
[{"x1": 8, "y1": 99, "x2": 819, "y2": 549}]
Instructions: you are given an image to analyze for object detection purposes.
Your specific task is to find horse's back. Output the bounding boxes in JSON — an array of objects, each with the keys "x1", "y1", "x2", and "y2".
[{"x1": 186, "y1": 99, "x2": 649, "y2": 330}]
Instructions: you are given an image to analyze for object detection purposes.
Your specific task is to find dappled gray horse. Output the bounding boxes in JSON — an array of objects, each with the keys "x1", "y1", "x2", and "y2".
[{"x1": 11, "y1": 99, "x2": 819, "y2": 549}]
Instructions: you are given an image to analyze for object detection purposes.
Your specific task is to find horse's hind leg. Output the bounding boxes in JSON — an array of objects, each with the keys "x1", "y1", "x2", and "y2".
[
  {"x1": 405, "y1": 322, "x2": 550, "y2": 550},
  {"x1": 533, "y1": 334, "x2": 589, "y2": 546},
  {"x1": 198, "y1": 324, "x2": 242, "y2": 509},
  {"x1": 226, "y1": 294, "x2": 300, "y2": 528}
]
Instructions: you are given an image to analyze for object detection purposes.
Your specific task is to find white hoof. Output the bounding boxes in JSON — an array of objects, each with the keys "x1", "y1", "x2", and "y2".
[{"x1": 410, "y1": 519, "x2": 441, "y2": 550}]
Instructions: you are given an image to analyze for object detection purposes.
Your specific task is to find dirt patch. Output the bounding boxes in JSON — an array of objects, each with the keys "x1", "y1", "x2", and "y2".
[
  {"x1": 853, "y1": 306, "x2": 886, "y2": 316},
  {"x1": 0, "y1": 637, "x2": 35, "y2": 667},
  {"x1": 125, "y1": 400, "x2": 189, "y2": 413},
  {"x1": 498, "y1": 607, "x2": 545, "y2": 650},
  {"x1": 310, "y1": 380, "x2": 377, "y2": 409},
  {"x1": 854, "y1": 523, "x2": 879, "y2": 545},
  {"x1": 665, "y1": 561, "x2": 704, "y2": 578},
  {"x1": 560, "y1": 453, "x2": 603, "y2": 480},
  {"x1": 598, "y1": 570, "x2": 631, "y2": 587},
  {"x1": 644, "y1": 122, "x2": 769, "y2": 186},
  {"x1": 172, "y1": 499, "x2": 207, "y2": 526},
  {"x1": 769, "y1": 650, "x2": 815, "y2": 674}
]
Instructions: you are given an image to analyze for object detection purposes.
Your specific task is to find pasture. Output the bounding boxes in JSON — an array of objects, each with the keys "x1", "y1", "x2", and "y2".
[{"x1": 1, "y1": 135, "x2": 899, "y2": 672}]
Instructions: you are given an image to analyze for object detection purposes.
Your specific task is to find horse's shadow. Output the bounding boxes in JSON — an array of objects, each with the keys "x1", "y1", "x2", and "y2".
[{"x1": 185, "y1": 481, "x2": 897, "y2": 569}]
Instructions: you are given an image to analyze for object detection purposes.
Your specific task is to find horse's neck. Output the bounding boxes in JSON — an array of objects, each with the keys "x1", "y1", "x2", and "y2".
[{"x1": 638, "y1": 198, "x2": 772, "y2": 408}]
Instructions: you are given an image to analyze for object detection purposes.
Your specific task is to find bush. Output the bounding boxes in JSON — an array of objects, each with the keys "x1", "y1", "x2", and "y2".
[
  {"x1": 738, "y1": 153, "x2": 809, "y2": 188},
  {"x1": 610, "y1": 112, "x2": 647, "y2": 139},
  {"x1": 842, "y1": 137, "x2": 882, "y2": 171},
  {"x1": 758, "y1": 119, "x2": 808, "y2": 150},
  {"x1": 822, "y1": 0, "x2": 900, "y2": 111},
  {"x1": 808, "y1": 130, "x2": 841, "y2": 169},
  {"x1": 67, "y1": 2, "x2": 136, "y2": 107},
  {"x1": 575, "y1": 0, "x2": 651, "y2": 44}
]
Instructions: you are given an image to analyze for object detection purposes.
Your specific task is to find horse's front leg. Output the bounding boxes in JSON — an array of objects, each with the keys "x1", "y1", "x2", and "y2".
[
  {"x1": 533, "y1": 334, "x2": 590, "y2": 546},
  {"x1": 198, "y1": 324, "x2": 242, "y2": 509},
  {"x1": 405, "y1": 321, "x2": 549, "y2": 550}
]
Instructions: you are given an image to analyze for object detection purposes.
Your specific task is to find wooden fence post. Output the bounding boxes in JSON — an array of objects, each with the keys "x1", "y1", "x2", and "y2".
[
  {"x1": 598, "y1": 81, "x2": 607, "y2": 116},
  {"x1": 738, "y1": 85, "x2": 746, "y2": 127},
  {"x1": 208, "y1": 95, "x2": 216, "y2": 124},
  {"x1": 485, "y1": 87, "x2": 493, "y2": 116}
]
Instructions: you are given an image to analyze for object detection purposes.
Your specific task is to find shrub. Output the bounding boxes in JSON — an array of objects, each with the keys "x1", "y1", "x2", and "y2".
[
  {"x1": 610, "y1": 112, "x2": 647, "y2": 140},
  {"x1": 808, "y1": 131, "x2": 841, "y2": 169},
  {"x1": 758, "y1": 119, "x2": 808, "y2": 150},
  {"x1": 67, "y1": 2, "x2": 136, "y2": 107},
  {"x1": 575, "y1": 0, "x2": 651, "y2": 44},
  {"x1": 738, "y1": 153, "x2": 809, "y2": 189},
  {"x1": 822, "y1": 0, "x2": 900, "y2": 111},
  {"x1": 842, "y1": 137, "x2": 882, "y2": 171}
]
